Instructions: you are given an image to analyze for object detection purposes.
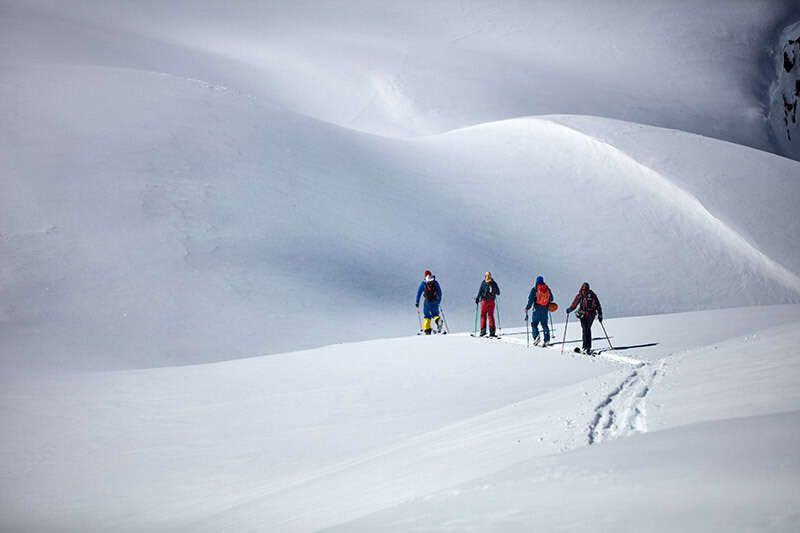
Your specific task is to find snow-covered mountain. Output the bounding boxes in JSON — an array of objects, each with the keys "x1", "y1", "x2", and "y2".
[
  {"x1": 2, "y1": 1, "x2": 800, "y2": 370},
  {"x1": 2, "y1": 2, "x2": 800, "y2": 531}
]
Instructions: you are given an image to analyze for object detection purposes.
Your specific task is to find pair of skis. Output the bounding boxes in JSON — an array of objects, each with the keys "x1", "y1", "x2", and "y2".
[
  {"x1": 469, "y1": 333, "x2": 501, "y2": 339},
  {"x1": 561, "y1": 313, "x2": 614, "y2": 355}
]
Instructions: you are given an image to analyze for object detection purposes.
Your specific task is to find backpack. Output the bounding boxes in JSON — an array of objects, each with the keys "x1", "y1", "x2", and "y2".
[
  {"x1": 535, "y1": 283, "x2": 550, "y2": 306},
  {"x1": 578, "y1": 290, "x2": 598, "y2": 317},
  {"x1": 423, "y1": 281, "x2": 439, "y2": 300}
]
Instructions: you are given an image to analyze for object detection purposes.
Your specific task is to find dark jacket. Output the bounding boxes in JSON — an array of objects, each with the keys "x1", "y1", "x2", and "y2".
[
  {"x1": 567, "y1": 284, "x2": 602, "y2": 320},
  {"x1": 476, "y1": 279, "x2": 500, "y2": 302}
]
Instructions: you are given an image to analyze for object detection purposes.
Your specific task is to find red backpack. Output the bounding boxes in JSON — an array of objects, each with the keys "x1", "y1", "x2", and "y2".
[{"x1": 535, "y1": 283, "x2": 550, "y2": 306}]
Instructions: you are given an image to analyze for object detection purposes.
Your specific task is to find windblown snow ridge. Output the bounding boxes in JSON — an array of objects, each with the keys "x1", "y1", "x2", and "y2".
[
  {"x1": 3, "y1": 65, "x2": 800, "y2": 371},
  {"x1": 436, "y1": 116, "x2": 800, "y2": 298},
  {"x1": 544, "y1": 118, "x2": 800, "y2": 296}
]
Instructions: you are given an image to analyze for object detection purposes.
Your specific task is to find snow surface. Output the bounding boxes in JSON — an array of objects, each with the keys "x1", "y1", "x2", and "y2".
[
  {"x1": 2, "y1": 1, "x2": 800, "y2": 531},
  {"x1": 2, "y1": 307, "x2": 799, "y2": 531}
]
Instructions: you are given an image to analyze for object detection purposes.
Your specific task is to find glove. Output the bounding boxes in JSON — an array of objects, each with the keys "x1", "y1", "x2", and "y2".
[
  {"x1": 415, "y1": 303, "x2": 419, "y2": 308},
  {"x1": 475, "y1": 298, "x2": 480, "y2": 305},
  {"x1": 566, "y1": 307, "x2": 573, "y2": 314},
  {"x1": 598, "y1": 315, "x2": 603, "y2": 323}
]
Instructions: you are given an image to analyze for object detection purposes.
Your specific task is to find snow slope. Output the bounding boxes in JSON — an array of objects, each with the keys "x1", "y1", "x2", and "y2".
[
  {"x1": 3, "y1": 2, "x2": 800, "y2": 370},
  {"x1": 329, "y1": 318, "x2": 800, "y2": 532},
  {"x1": 3, "y1": 65, "x2": 800, "y2": 371},
  {"x1": 2, "y1": 3, "x2": 800, "y2": 530},
  {"x1": 2, "y1": 307, "x2": 799, "y2": 532},
  {"x1": 4, "y1": 0, "x2": 797, "y2": 149}
]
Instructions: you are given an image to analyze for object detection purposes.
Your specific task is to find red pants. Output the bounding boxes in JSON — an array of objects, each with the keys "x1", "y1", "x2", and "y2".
[{"x1": 480, "y1": 299, "x2": 496, "y2": 332}]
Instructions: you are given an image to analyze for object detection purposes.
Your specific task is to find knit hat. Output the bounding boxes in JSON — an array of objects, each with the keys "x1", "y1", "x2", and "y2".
[{"x1": 536, "y1": 275, "x2": 544, "y2": 285}]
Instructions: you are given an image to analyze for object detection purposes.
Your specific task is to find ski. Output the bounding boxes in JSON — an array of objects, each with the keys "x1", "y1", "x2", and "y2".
[
  {"x1": 470, "y1": 334, "x2": 502, "y2": 339},
  {"x1": 573, "y1": 347, "x2": 598, "y2": 356}
]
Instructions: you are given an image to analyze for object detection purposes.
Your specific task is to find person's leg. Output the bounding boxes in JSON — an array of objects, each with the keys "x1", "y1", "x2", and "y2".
[
  {"x1": 422, "y1": 300, "x2": 433, "y2": 333},
  {"x1": 486, "y1": 299, "x2": 497, "y2": 335},
  {"x1": 531, "y1": 309, "x2": 540, "y2": 342},
  {"x1": 479, "y1": 300, "x2": 488, "y2": 335},
  {"x1": 431, "y1": 300, "x2": 442, "y2": 332},
  {"x1": 539, "y1": 307, "x2": 551, "y2": 343},
  {"x1": 581, "y1": 315, "x2": 594, "y2": 351}
]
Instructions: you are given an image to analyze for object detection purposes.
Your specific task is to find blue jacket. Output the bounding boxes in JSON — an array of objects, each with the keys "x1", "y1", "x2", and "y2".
[{"x1": 416, "y1": 277, "x2": 442, "y2": 305}]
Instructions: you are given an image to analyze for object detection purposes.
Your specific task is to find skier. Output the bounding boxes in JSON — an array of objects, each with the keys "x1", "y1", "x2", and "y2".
[
  {"x1": 475, "y1": 271, "x2": 501, "y2": 337},
  {"x1": 525, "y1": 275, "x2": 554, "y2": 346},
  {"x1": 416, "y1": 270, "x2": 443, "y2": 335},
  {"x1": 566, "y1": 282, "x2": 603, "y2": 354}
]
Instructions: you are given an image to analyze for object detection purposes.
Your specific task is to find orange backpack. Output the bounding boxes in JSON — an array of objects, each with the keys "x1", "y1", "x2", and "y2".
[{"x1": 535, "y1": 283, "x2": 550, "y2": 306}]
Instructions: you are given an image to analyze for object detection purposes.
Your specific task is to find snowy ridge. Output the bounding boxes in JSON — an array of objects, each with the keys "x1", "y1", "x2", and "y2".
[
  {"x1": 3, "y1": 65, "x2": 799, "y2": 371},
  {"x1": 544, "y1": 118, "x2": 800, "y2": 296}
]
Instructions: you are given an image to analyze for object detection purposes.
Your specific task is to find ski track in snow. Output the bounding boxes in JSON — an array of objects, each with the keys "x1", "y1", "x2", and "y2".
[
  {"x1": 588, "y1": 359, "x2": 665, "y2": 445},
  {"x1": 456, "y1": 331, "x2": 668, "y2": 447},
  {"x1": 458, "y1": 331, "x2": 646, "y2": 366}
]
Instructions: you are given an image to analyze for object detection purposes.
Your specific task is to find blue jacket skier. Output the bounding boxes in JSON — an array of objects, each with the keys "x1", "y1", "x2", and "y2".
[
  {"x1": 416, "y1": 270, "x2": 443, "y2": 334},
  {"x1": 525, "y1": 275, "x2": 554, "y2": 346}
]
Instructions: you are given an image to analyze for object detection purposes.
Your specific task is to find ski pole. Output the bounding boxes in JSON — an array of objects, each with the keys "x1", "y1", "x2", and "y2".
[
  {"x1": 561, "y1": 312, "x2": 570, "y2": 355},
  {"x1": 474, "y1": 302, "x2": 479, "y2": 336},
  {"x1": 416, "y1": 306, "x2": 423, "y2": 332},
  {"x1": 549, "y1": 311, "x2": 556, "y2": 333},
  {"x1": 525, "y1": 312, "x2": 530, "y2": 348},
  {"x1": 495, "y1": 297, "x2": 501, "y2": 333},
  {"x1": 600, "y1": 320, "x2": 613, "y2": 350},
  {"x1": 441, "y1": 307, "x2": 450, "y2": 334}
]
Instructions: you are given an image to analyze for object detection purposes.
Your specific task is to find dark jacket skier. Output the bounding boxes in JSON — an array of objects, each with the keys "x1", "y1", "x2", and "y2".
[
  {"x1": 475, "y1": 271, "x2": 500, "y2": 337},
  {"x1": 525, "y1": 275, "x2": 554, "y2": 345},
  {"x1": 566, "y1": 282, "x2": 603, "y2": 353},
  {"x1": 416, "y1": 270, "x2": 443, "y2": 334}
]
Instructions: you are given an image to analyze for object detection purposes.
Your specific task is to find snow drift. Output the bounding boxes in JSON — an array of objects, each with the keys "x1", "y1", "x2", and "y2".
[
  {"x1": 2, "y1": 64, "x2": 800, "y2": 370},
  {"x1": 3, "y1": 1, "x2": 800, "y2": 370}
]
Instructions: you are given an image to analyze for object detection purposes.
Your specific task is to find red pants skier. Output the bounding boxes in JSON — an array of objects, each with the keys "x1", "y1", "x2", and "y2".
[{"x1": 475, "y1": 271, "x2": 500, "y2": 337}]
